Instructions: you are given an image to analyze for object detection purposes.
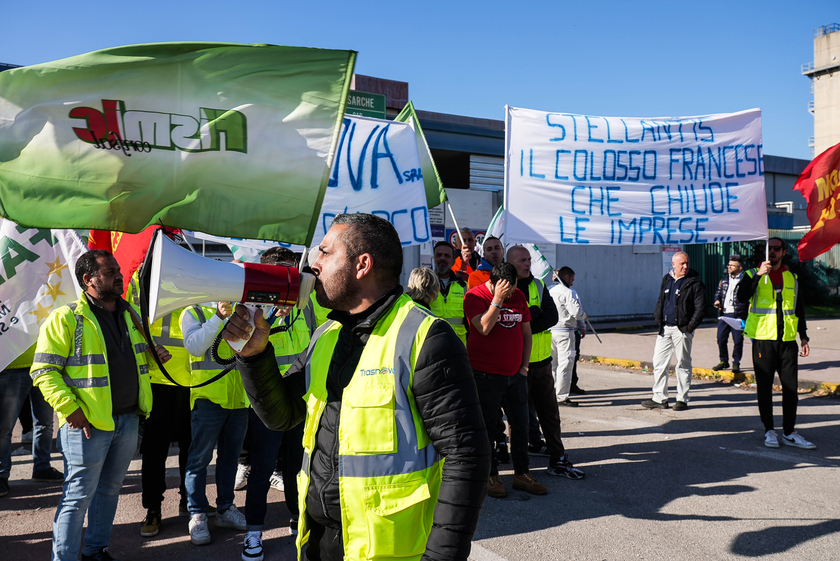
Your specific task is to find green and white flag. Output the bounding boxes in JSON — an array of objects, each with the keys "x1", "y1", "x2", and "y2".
[
  {"x1": 486, "y1": 205, "x2": 553, "y2": 280},
  {"x1": 395, "y1": 101, "x2": 447, "y2": 208},
  {"x1": 0, "y1": 219, "x2": 88, "y2": 370},
  {"x1": 0, "y1": 43, "x2": 356, "y2": 245}
]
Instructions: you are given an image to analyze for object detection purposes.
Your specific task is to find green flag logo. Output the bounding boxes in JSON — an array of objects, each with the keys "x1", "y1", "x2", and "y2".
[{"x1": 69, "y1": 99, "x2": 248, "y2": 155}]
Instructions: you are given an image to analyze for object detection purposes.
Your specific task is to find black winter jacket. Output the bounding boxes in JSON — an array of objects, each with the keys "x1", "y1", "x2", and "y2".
[
  {"x1": 714, "y1": 274, "x2": 749, "y2": 319},
  {"x1": 236, "y1": 287, "x2": 490, "y2": 561},
  {"x1": 653, "y1": 270, "x2": 706, "y2": 334}
]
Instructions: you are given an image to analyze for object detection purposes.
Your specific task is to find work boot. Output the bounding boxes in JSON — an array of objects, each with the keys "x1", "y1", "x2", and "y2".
[
  {"x1": 487, "y1": 476, "x2": 507, "y2": 498},
  {"x1": 512, "y1": 473, "x2": 548, "y2": 495}
]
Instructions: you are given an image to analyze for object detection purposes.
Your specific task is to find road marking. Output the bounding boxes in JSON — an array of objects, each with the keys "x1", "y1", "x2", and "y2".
[{"x1": 731, "y1": 448, "x2": 838, "y2": 467}]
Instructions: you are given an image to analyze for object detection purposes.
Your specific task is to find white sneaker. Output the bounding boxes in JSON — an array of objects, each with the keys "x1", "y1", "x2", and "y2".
[
  {"x1": 234, "y1": 464, "x2": 250, "y2": 490},
  {"x1": 764, "y1": 430, "x2": 779, "y2": 448},
  {"x1": 269, "y1": 471, "x2": 284, "y2": 492},
  {"x1": 242, "y1": 530, "x2": 263, "y2": 561},
  {"x1": 781, "y1": 431, "x2": 816, "y2": 450},
  {"x1": 216, "y1": 504, "x2": 247, "y2": 530},
  {"x1": 189, "y1": 513, "x2": 211, "y2": 545}
]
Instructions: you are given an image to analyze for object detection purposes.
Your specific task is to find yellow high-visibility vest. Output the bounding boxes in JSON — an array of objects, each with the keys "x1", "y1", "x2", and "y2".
[
  {"x1": 31, "y1": 293, "x2": 152, "y2": 430},
  {"x1": 526, "y1": 279, "x2": 552, "y2": 362},
  {"x1": 182, "y1": 306, "x2": 248, "y2": 410},
  {"x1": 429, "y1": 279, "x2": 467, "y2": 345},
  {"x1": 743, "y1": 269, "x2": 799, "y2": 341},
  {"x1": 295, "y1": 295, "x2": 443, "y2": 561},
  {"x1": 269, "y1": 302, "x2": 315, "y2": 373}
]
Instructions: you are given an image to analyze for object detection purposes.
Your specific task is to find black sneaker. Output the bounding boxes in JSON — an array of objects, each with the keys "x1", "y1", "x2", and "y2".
[
  {"x1": 731, "y1": 363, "x2": 741, "y2": 374},
  {"x1": 81, "y1": 547, "x2": 118, "y2": 561},
  {"x1": 495, "y1": 442, "x2": 510, "y2": 464},
  {"x1": 569, "y1": 386, "x2": 586, "y2": 395},
  {"x1": 32, "y1": 467, "x2": 64, "y2": 482},
  {"x1": 558, "y1": 399, "x2": 579, "y2": 407},
  {"x1": 712, "y1": 361, "x2": 730, "y2": 371},
  {"x1": 0, "y1": 477, "x2": 8, "y2": 497},
  {"x1": 641, "y1": 399, "x2": 669, "y2": 409},
  {"x1": 528, "y1": 441, "x2": 550, "y2": 457},
  {"x1": 547, "y1": 454, "x2": 585, "y2": 480}
]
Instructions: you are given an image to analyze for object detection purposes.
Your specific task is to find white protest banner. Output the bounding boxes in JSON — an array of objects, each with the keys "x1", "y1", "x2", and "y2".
[
  {"x1": 184, "y1": 230, "x2": 304, "y2": 263},
  {"x1": 0, "y1": 220, "x2": 87, "y2": 370},
  {"x1": 314, "y1": 115, "x2": 431, "y2": 246},
  {"x1": 504, "y1": 107, "x2": 768, "y2": 245}
]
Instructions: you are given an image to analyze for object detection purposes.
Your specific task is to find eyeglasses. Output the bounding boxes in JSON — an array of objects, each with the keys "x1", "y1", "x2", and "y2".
[{"x1": 768, "y1": 245, "x2": 783, "y2": 251}]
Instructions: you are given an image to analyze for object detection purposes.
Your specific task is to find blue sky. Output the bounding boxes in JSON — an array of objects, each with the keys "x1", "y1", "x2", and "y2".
[{"x1": 3, "y1": 1, "x2": 836, "y2": 160}]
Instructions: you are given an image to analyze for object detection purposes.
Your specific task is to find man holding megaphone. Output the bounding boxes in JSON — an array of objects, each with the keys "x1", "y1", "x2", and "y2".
[{"x1": 223, "y1": 213, "x2": 490, "y2": 561}]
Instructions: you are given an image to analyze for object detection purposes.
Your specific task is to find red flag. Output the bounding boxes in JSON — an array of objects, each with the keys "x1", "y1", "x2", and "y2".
[
  {"x1": 87, "y1": 229, "x2": 113, "y2": 251},
  {"x1": 793, "y1": 142, "x2": 840, "y2": 261},
  {"x1": 87, "y1": 226, "x2": 179, "y2": 297}
]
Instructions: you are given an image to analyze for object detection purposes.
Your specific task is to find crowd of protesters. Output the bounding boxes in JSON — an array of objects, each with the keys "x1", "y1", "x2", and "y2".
[{"x1": 0, "y1": 212, "x2": 817, "y2": 561}]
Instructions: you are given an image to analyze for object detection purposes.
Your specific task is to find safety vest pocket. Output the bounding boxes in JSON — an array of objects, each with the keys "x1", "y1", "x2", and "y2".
[
  {"x1": 341, "y1": 385, "x2": 396, "y2": 454},
  {"x1": 363, "y1": 481, "x2": 431, "y2": 558}
]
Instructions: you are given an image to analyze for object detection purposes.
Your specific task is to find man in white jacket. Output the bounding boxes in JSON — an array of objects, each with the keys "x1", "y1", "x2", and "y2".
[{"x1": 549, "y1": 267, "x2": 587, "y2": 406}]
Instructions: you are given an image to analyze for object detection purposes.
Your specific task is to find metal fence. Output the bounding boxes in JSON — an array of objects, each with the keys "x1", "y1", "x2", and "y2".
[{"x1": 685, "y1": 231, "x2": 840, "y2": 311}]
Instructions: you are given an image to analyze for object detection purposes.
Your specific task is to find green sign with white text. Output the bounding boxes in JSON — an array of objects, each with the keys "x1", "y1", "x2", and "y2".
[{"x1": 346, "y1": 90, "x2": 386, "y2": 119}]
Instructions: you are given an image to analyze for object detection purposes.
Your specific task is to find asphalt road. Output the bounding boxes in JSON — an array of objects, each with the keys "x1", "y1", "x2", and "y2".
[{"x1": 2, "y1": 362, "x2": 839, "y2": 561}]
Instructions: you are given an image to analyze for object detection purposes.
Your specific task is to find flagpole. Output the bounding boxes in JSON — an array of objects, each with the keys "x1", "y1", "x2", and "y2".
[
  {"x1": 585, "y1": 317, "x2": 602, "y2": 344},
  {"x1": 503, "y1": 105, "x2": 511, "y2": 246},
  {"x1": 447, "y1": 202, "x2": 466, "y2": 247},
  {"x1": 764, "y1": 237, "x2": 769, "y2": 285}
]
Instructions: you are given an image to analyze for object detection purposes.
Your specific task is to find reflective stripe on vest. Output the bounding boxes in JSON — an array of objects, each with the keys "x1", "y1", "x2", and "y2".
[
  {"x1": 63, "y1": 374, "x2": 109, "y2": 388},
  {"x1": 154, "y1": 313, "x2": 185, "y2": 347},
  {"x1": 34, "y1": 303, "x2": 108, "y2": 370}
]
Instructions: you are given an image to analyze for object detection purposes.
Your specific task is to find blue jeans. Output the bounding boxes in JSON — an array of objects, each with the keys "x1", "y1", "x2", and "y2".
[
  {"x1": 717, "y1": 313, "x2": 745, "y2": 364},
  {"x1": 1, "y1": 367, "x2": 55, "y2": 478},
  {"x1": 185, "y1": 399, "x2": 248, "y2": 514},
  {"x1": 244, "y1": 408, "x2": 284, "y2": 530},
  {"x1": 53, "y1": 413, "x2": 139, "y2": 561}
]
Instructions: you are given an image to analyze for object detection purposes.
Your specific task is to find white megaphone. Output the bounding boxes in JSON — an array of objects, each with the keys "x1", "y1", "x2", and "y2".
[{"x1": 148, "y1": 233, "x2": 316, "y2": 352}]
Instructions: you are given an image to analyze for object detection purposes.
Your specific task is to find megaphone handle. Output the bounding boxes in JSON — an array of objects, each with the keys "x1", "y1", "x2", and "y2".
[
  {"x1": 228, "y1": 303, "x2": 280, "y2": 353},
  {"x1": 227, "y1": 303, "x2": 260, "y2": 353}
]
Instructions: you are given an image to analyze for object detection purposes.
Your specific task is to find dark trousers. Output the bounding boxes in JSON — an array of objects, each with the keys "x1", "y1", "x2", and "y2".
[
  {"x1": 474, "y1": 370, "x2": 530, "y2": 476},
  {"x1": 244, "y1": 408, "x2": 284, "y2": 530},
  {"x1": 753, "y1": 340, "x2": 799, "y2": 435},
  {"x1": 140, "y1": 383, "x2": 191, "y2": 511},
  {"x1": 281, "y1": 421, "x2": 304, "y2": 516},
  {"x1": 717, "y1": 314, "x2": 745, "y2": 364},
  {"x1": 527, "y1": 359, "x2": 566, "y2": 462},
  {"x1": 571, "y1": 330, "x2": 582, "y2": 389}
]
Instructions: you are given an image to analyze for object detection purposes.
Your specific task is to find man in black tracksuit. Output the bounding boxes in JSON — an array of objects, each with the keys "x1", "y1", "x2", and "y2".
[{"x1": 224, "y1": 214, "x2": 489, "y2": 561}]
